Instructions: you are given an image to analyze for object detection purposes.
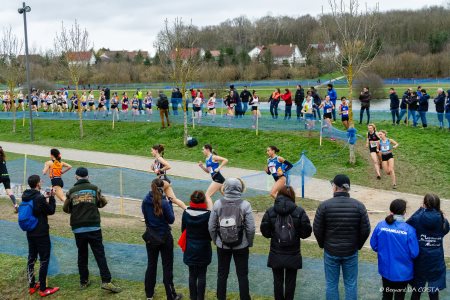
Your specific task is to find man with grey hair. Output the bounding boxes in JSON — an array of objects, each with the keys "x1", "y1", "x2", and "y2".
[
  {"x1": 156, "y1": 90, "x2": 170, "y2": 128},
  {"x1": 313, "y1": 174, "x2": 370, "y2": 300}
]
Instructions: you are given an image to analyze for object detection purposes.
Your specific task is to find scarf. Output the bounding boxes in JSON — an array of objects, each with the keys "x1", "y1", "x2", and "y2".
[{"x1": 189, "y1": 202, "x2": 207, "y2": 209}]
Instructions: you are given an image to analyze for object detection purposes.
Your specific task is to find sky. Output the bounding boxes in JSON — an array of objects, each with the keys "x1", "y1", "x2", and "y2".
[{"x1": 2, "y1": 0, "x2": 447, "y2": 56}]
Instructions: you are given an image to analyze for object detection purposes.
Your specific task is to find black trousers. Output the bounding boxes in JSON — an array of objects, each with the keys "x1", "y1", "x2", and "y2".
[
  {"x1": 381, "y1": 277, "x2": 408, "y2": 300},
  {"x1": 360, "y1": 105, "x2": 370, "y2": 123},
  {"x1": 272, "y1": 268, "x2": 298, "y2": 300},
  {"x1": 145, "y1": 233, "x2": 178, "y2": 299},
  {"x1": 27, "y1": 235, "x2": 51, "y2": 291},
  {"x1": 74, "y1": 230, "x2": 112, "y2": 284},
  {"x1": 189, "y1": 265, "x2": 207, "y2": 300},
  {"x1": 217, "y1": 247, "x2": 250, "y2": 300},
  {"x1": 411, "y1": 290, "x2": 439, "y2": 300}
]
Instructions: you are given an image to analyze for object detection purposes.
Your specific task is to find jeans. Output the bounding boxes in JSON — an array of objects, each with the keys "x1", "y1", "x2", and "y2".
[
  {"x1": 242, "y1": 102, "x2": 248, "y2": 115},
  {"x1": 313, "y1": 106, "x2": 321, "y2": 120},
  {"x1": 27, "y1": 235, "x2": 51, "y2": 291},
  {"x1": 437, "y1": 112, "x2": 444, "y2": 128},
  {"x1": 138, "y1": 99, "x2": 143, "y2": 113},
  {"x1": 446, "y1": 113, "x2": 450, "y2": 128},
  {"x1": 145, "y1": 233, "x2": 178, "y2": 299},
  {"x1": 171, "y1": 100, "x2": 179, "y2": 115},
  {"x1": 296, "y1": 105, "x2": 302, "y2": 118},
  {"x1": 270, "y1": 101, "x2": 279, "y2": 118},
  {"x1": 105, "y1": 98, "x2": 110, "y2": 112},
  {"x1": 217, "y1": 247, "x2": 250, "y2": 300},
  {"x1": 189, "y1": 265, "x2": 207, "y2": 300},
  {"x1": 159, "y1": 109, "x2": 170, "y2": 127},
  {"x1": 284, "y1": 104, "x2": 292, "y2": 119},
  {"x1": 74, "y1": 230, "x2": 112, "y2": 284},
  {"x1": 381, "y1": 277, "x2": 408, "y2": 300},
  {"x1": 416, "y1": 111, "x2": 427, "y2": 127},
  {"x1": 235, "y1": 103, "x2": 243, "y2": 118},
  {"x1": 408, "y1": 109, "x2": 417, "y2": 126},
  {"x1": 399, "y1": 109, "x2": 407, "y2": 122},
  {"x1": 390, "y1": 109, "x2": 399, "y2": 124},
  {"x1": 324, "y1": 251, "x2": 358, "y2": 300},
  {"x1": 272, "y1": 268, "x2": 298, "y2": 300},
  {"x1": 359, "y1": 105, "x2": 370, "y2": 124}
]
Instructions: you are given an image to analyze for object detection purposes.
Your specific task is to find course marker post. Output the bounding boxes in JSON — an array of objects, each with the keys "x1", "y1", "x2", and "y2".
[
  {"x1": 256, "y1": 112, "x2": 259, "y2": 136},
  {"x1": 119, "y1": 168, "x2": 124, "y2": 215},
  {"x1": 112, "y1": 109, "x2": 115, "y2": 130},
  {"x1": 319, "y1": 119, "x2": 323, "y2": 146},
  {"x1": 23, "y1": 154, "x2": 27, "y2": 191},
  {"x1": 301, "y1": 151, "x2": 305, "y2": 199},
  {"x1": 406, "y1": 104, "x2": 409, "y2": 127}
]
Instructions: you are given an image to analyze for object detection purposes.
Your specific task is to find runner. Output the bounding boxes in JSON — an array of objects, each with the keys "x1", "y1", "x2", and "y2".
[
  {"x1": 96, "y1": 91, "x2": 107, "y2": 118},
  {"x1": 265, "y1": 146, "x2": 293, "y2": 199},
  {"x1": 206, "y1": 92, "x2": 216, "y2": 122},
  {"x1": 150, "y1": 144, "x2": 187, "y2": 210},
  {"x1": 366, "y1": 124, "x2": 382, "y2": 179},
  {"x1": 42, "y1": 148, "x2": 72, "y2": 202},
  {"x1": 339, "y1": 96, "x2": 350, "y2": 129},
  {"x1": 193, "y1": 92, "x2": 203, "y2": 124},
  {"x1": 80, "y1": 91, "x2": 88, "y2": 114},
  {"x1": 121, "y1": 92, "x2": 129, "y2": 120},
  {"x1": 39, "y1": 90, "x2": 46, "y2": 110},
  {"x1": 198, "y1": 144, "x2": 228, "y2": 197},
  {"x1": 55, "y1": 91, "x2": 64, "y2": 117},
  {"x1": 87, "y1": 90, "x2": 95, "y2": 112},
  {"x1": 249, "y1": 90, "x2": 260, "y2": 128},
  {"x1": 301, "y1": 93, "x2": 315, "y2": 135},
  {"x1": 45, "y1": 92, "x2": 53, "y2": 112},
  {"x1": 319, "y1": 95, "x2": 336, "y2": 141},
  {"x1": 144, "y1": 91, "x2": 153, "y2": 121},
  {"x1": 131, "y1": 93, "x2": 139, "y2": 118},
  {"x1": 111, "y1": 92, "x2": 120, "y2": 121},
  {"x1": 378, "y1": 130, "x2": 399, "y2": 189},
  {"x1": 69, "y1": 92, "x2": 77, "y2": 112},
  {"x1": 17, "y1": 90, "x2": 25, "y2": 111},
  {"x1": 0, "y1": 146, "x2": 18, "y2": 213},
  {"x1": 31, "y1": 89, "x2": 39, "y2": 116}
]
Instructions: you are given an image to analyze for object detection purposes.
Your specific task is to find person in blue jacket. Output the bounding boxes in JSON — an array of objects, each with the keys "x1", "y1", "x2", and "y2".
[
  {"x1": 407, "y1": 193, "x2": 449, "y2": 300},
  {"x1": 445, "y1": 90, "x2": 450, "y2": 131},
  {"x1": 416, "y1": 88, "x2": 430, "y2": 128},
  {"x1": 327, "y1": 84, "x2": 338, "y2": 121},
  {"x1": 370, "y1": 199, "x2": 419, "y2": 300}
]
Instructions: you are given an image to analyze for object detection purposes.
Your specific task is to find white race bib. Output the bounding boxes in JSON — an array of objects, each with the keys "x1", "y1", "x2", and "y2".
[
  {"x1": 327, "y1": 108, "x2": 332, "y2": 113},
  {"x1": 370, "y1": 141, "x2": 378, "y2": 148}
]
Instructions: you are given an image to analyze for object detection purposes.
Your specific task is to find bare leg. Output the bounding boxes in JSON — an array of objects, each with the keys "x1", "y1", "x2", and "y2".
[
  {"x1": 205, "y1": 181, "x2": 223, "y2": 198},
  {"x1": 53, "y1": 186, "x2": 66, "y2": 202},
  {"x1": 163, "y1": 181, "x2": 186, "y2": 210},
  {"x1": 270, "y1": 176, "x2": 286, "y2": 199},
  {"x1": 388, "y1": 159, "x2": 396, "y2": 186},
  {"x1": 370, "y1": 152, "x2": 381, "y2": 177}
]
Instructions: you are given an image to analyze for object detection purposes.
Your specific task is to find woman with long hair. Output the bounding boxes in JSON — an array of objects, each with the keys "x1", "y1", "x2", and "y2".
[
  {"x1": 144, "y1": 91, "x2": 153, "y2": 121},
  {"x1": 151, "y1": 144, "x2": 187, "y2": 210},
  {"x1": 206, "y1": 92, "x2": 216, "y2": 122},
  {"x1": 87, "y1": 90, "x2": 95, "y2": 112},
  {"x1": 270, "y1": 88, "x2": 281, "y2": 119},
  {"x1": 0, "y1": 146, "x2": 18, "y2": 212},
  {"x1": 142, "y1": 178, "x2": 183, "y2": 300},
  {"x1": 407, "y1": 194, "x2": 449, "y2": 300},
  {"x1": 266, "y1": 146, "x2": 293, "y2": 199},
  {"x1": 378, "y1": 130, "x2": 399, "y2": 189},
  {"x1": 366, "y1": 124, "x2": 382, "y2": 180},
  {"x1": 193, "y1": 92, "x2": 203, "y2": 124},
  {"x1": 42, "y1": 148, "x2": 72, "y2": 201},
  {"x1": 121, "y1": 92, "x2": 129, "y2": 120},
  {"x1": 319, "y1": 95, "x2": 336, "y2": 141},
  {"x1": 96, "y1": 90, "x2": 107, "y2": 118},
  {"x1": 17, "y1": 90, "x2": 25, "y2": 112},
  {"x1": 198, "y1": 144, "x2": 228, "y2": 198},
  {"x1": 110, "y1": 92, "x2": 120, "y2": 121},
  {"x1": 131, "y1": 93, "x2": 139, "y2": 119}
]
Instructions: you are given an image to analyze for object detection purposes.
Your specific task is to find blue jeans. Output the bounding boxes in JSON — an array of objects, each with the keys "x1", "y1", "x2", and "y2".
[
  {"x1": 313, "y1": 106, "x2": 321, "y2": 120},
  {"x1": 446, "y1": 113, "x2": 450, "y2": 129},
  {"x1": 235, "y1": 103, "x2": 243, "y2": 118},
  {"x1": 332, "y1": 108, "x2": 336, "y2": 121},
  {"x1": 171, "y1": 100, "x2": 178, "y2": 115},
  {"x1": 242, "y1": 102, "x2": 248, "y2": 115},
  {"x1": 270, "y1": 101, "x2": 279, "y2": 118},
  {"x1": 105, "y1": 99, "x2": 110, "y2": 112},
  {"x1": 417, "y1": 111, "x2": 427, "y2": 127},
  {"x1": 408, "y1": 109, "x2": 417, "y2": 126},
  {"x1": 399, "y1": 109, "x2": 407, "y2": 122},
  {"x1": 284, "y1": 105, "x2": 292, "y2": 119},
  {"x1": 391, "y1": 109, "x2": 399, "y2": 124},
  {"x1": 296, "y1": 105, "x2": 302, "y2": 118},
  {"x1": 324, "y1": 251, "x2": 358, "y2": 300},
  {"x1": 437, "y1": 113, "x2": 444, "y2": 128},
  {"x1": 359, "y1": 106, "x2": 370, "y2": 124}
]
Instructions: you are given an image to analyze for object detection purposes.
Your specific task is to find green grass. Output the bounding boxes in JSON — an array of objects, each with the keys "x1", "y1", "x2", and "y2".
[{"x1": 0, "y1": 118, "x2": 448, "y2": 198}]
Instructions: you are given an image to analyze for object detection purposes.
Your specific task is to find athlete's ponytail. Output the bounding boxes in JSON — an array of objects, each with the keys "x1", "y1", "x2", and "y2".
[
  {"x1": 50, "y1": 148, "x2": 61, "y2": 161},
  {"x1": 385, "y1": 199, "x2": 406, "y2": 224},
  {"x1": 152, "y1": 144, "x2": 165, "y2": 156},
  {"x1": 204, "y1": 144, "x2": 217, "y2": 155},
  {"x1": 151, "y1": 178, "x2": 165, "y2": 217},
  {"x1": 268, "y1": 145, "x2": 280, "y2": 153}
]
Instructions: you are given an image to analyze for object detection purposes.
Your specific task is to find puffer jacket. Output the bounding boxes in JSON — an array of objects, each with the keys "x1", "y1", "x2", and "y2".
[
  {"x1": 260, "y1": 195, "x2": 312, "y2": 269},
  {"x1": 434, "y1": 93, "x2": 446, "y2": 113},
  {"x1": 182, "y1": 207, "x2": 212, "y2": 267},
  {"x1": 313, "y1": 192, "x2": 371, "y2": 257},
  {"x1": 418, "y1": 93, "x2": 430, "y2": 112}
]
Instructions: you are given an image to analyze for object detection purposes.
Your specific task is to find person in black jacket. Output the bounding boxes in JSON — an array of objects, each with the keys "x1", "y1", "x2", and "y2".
[
  {"x1": 408, "y1": 91, "x2": 419, "y2": 126},
  {"x1": 399, "y1": 89, "x2": 411, "y2": 124},
  {"x1": 240, "y1": 86, "x2": 251, "y2": 116},
  {"x1": 417, "y1": 88, "x2": 430, "y2": 128},
  {"x1": 434, "y1": 88, "x2": 446, "y2": 129},
  {"x1": 446, "y1": 89, "x2": 450, "y2": 131},
  {"x1": 389, "y1": 88, "x2": 400, "y2": 125},
  {"x1": 22, "y1": 175, "x2": 60, "y2": 297},
  {"x1": 294, "y1": 85, "x2": 305, "y2": 120},
  {"x1": 313, "y1": 174, "x2": 370, "y2": 300},
  {"x1": 359, "y1": 87, "x2": 372, "y2": 124},
  {"x1": 260, "y1": 186, "x2": 312, "y2": 300},
  {"x1": 310, "y1": 87, "x2": 322, "y2": 120},
  {"x1": 181, "y1": 191, "x2": 213, "y2": 300}
]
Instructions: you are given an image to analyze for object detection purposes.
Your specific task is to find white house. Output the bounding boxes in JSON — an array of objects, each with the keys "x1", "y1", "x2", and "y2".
[
  {"x1": 307, "y1": 43, "x2": 341, "y2": 59},
  {"x1": 248, "y1": 44, "x2": 306, "y2": 65}
]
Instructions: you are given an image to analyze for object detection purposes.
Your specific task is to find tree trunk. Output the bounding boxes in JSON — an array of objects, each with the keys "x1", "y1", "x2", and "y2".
[
  {"x1": 349, "y1": 144, "x2": 356, "y2": 164},
  {"x1": 76, "y1": 84, "x2": 84, "y2": 138},
  {"x1": 181, "y1": 86, "x2": 188, "y2": 145},
  {"x1": 347, "y1": 65, "x2": 356, "y2": 165}
]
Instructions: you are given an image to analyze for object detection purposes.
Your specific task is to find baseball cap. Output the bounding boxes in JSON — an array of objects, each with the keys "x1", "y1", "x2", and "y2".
[{"x1": 331, "y1": 174, "x2": 350, "y2": 190}]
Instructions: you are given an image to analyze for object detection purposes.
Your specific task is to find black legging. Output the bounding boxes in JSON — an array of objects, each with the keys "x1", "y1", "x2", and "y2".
[
  {"x1": 411, "y1": 290, "x2": 439, "y2": 300},
  {"x1": 189, "y1": 265, "x2": 207, "y2": 300}
]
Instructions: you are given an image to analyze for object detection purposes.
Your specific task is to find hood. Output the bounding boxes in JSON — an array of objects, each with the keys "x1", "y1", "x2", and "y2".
[
  {"x1": 420, "y1": 209, "x2": 444, "y2": 231},
  {"x1": 223, "y1": 178, "x2": 243, "y2": 202},
  {"x1": 185, "y1": 208, "x2": 210, "y2": 224},
  {"x1": 273, "y1": 195, "x2": 297, "y2": 216},
  {"x1": 22, "y1": 189, "x2": 41, "y2": 202}
]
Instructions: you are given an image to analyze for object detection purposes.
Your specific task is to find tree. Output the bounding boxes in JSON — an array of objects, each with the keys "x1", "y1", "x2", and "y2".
[
  {"x1": 134, "y1": 50, "x2": 144, "y2": 64},
  {"x1": 55, "y1": 20, "x2": 91, "y2": 138},
  {"x1": 0, "y1": 26, "x2": 24, "y2": 133},
  {"x1": 428, "y1": 31, "x2": 449, "y2": 54},
  {"x1": 155, "y1": 18, "x2": 203, "y2": 145},
  {"x1": 323, "y1": 0, "x2": 381, "y2": 164},
  {"x1": 261, "y1": 48, "x2": 274, "y2": 77},
  {"x1": 204, "y1": 50, "x2": 212, "y2": 62}
]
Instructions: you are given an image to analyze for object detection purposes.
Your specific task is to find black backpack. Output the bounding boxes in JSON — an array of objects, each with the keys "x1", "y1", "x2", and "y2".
[
  {"x1": 158, "y1": 94, "x2": 169, "y2": 109},
  {"x1": 218, "y1": 199, "x2": 244, "y2": 248},
  {"x1": 273, "y1": 211, "x2": 298, "y2": 247}
]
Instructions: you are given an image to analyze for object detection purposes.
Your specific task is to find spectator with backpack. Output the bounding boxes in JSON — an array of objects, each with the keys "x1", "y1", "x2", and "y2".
[
  {"x1": 19, "y1": 174, "x2": 59, "y2": 297},
  {"x1": 208, "y1": 178, "x2": 255, "y2": 300},
  {"x1": 156, "y1": 90, "x2": 170, "y2": 129},
  {"x1": 260, "y1": 185, "x2": 312, "y2": 300}
]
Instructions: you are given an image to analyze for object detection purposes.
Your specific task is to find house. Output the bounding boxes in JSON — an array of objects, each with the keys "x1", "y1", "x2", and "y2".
[
  {"x1": 169, "y1": 48, "x2": 205, "y2": 62},
  {"x1": 99, "y1": 50, "x2": 150, "y2": 63},
  {"x1": 66, "y1": 51, "x2": 95, "y2": 65},
  {"x1": 307, "y1": 43, "x2": 340, "y2": 59},
  {"x1": 248, "y1": 44, "x2": 306, "y2": 65},
  {"x1": 209, "y1": 50, "x2": 221, "y2": 61}
]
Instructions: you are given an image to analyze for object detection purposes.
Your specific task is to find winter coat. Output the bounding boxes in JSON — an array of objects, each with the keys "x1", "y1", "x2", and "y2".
[
  {"x1": 389, "y1": 93, "x2": 400, "y2": 110},
  {"x1": 294, "y1": 88, "x2": 305, "y2": 106},
  {"x1": 182, "y1": 207, "x2": 212, "y2": 267},
  {"x1": 434, "y1": 93, "x2": 446, "y2": 113},
  {"x1": 418, "y1": 93, "x2": 430, "y2": 112},
  {"x1": 142, "y1": 191, "x2": 175, "y2": 238},
  {"x1": 21, "y1": 189, "x2": 56, "y2": 237}
]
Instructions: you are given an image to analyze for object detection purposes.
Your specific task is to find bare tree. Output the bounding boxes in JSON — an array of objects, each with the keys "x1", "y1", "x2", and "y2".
[
  {"x1": 155, "y1": 18, "x2": 203, "y2": 145},
  {"x1": 0, "y1": 26, "x2": 24, "y2": 133},
  {"x1": 323, "y1": 0, "x2": 381, "y2": 163},
  {"x1": 55, "y1": 20, "x2": 91, "y2": 138}
]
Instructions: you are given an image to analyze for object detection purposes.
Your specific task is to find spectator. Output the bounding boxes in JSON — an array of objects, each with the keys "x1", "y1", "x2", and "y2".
[
  {"x1": 294, "y1": 84, "x2": 305, "y2": 120},
  {"x1": 408, "y1": 91, "x2": 419, "y2": 126},
  {"x1": 399, "y1": 88, "x2": 411, "y2": 123},
  {"x1": 209, "y1": 178, "x2": 255, "y2": 300},
  {"x1": 171, "y1": 88, "x2": 182, "y2": 116},
  {"x1": 389, "y1": 88, "x2": 400, "y2": 125},
  {"x1": 137, "y1": 88, "x2": 144, "y2": 115},
  {"x1": 181, "y1": 191, "x2": 213, "y2": 300},
  {"x1": 21, "y1": 175, "x2": 59, "y2": 297},
  {"x1": 63, "y1": 167, "x2": 121, "y2": 293},
  {"x1": 313, "y1": 174, "x2": 371, "y2": 300},
  {"x1": 270, "y1": 88, "x2": 282, "y2": 119},
  {"x1": 142, "y1": 178, "x2": 183, "y2": 300},
  {"x1": 260, "y1": 186, "x2": 312, "y2": 300},
  {"x1": 240, "y1": 86, "x2": 251, "y2": 116},
  {"x1": 434, "y1": 88, "x2": 446, "y2": 129},
  {"x1": 407, "y1": 194, "x2": 449, "y2": 300},
  {"x1": 417, "y1": 88, "x2": 430, "y2": 128},
  {"x1": 230, "y1": 85, "x2": 242, "y2": 118},
  {"x1": 104, "y1": 86, "x2": 110, "y2": 113},
  {"x1": 156, "y1": 90, "x2": 170, "y2": 129},
  {"x1": 370, "y1": 199, "x2": 419, "y2": 300},
  {"x1": 446, "y1": 90, "x2": 450, "y2": 131},
  {"x1": 359, "y1": 87, "x2": 371, "y2": 124},
  {"x1": 310, "y1": 87, "x2": 322, "y2": 120},
  {"x1": 327, "y1": 84, "x2": 338, "y2": 121},
  {"x1": 281, "y1": 88, "x2": 293, "y2": 120}
]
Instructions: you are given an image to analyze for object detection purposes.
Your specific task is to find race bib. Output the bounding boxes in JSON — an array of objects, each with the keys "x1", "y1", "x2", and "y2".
[
  {"x1": 381, "y1": 145, "x2": 390, "y2": 151},
  {"x1": 370, "y1": 141, "x2": 378, "y2": 148},
  {"x1": 343, "y1": 110, "x2": 348, "y2": 115},
  {"x1": 327, "y1": 108, "x2": 332, "y2": 113},
  {"x1": 268, "y1": 163, "x2": 277, "y2": 174}
]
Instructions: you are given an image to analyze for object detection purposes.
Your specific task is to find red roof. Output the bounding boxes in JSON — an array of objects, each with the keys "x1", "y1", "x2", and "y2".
[
  {"x1": 170, "y1": 48, "x2": 201, "y2": 60},
  {"x1": 67, "y1": 51, "x2": 93, "y2": 62},
  {"x1": 209, "y1": 50, "x2": 221, "y2": 57},
  {"x1": 259, "y1": 44, "x2": 297, "y2": 58}
]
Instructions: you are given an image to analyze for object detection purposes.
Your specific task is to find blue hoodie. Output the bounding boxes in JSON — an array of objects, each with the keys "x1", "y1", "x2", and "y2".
[
  {"x1": 142, "y1": 191, "x2": 175, "y2": 237},
  {"x1": 370, "y1": 218, "x2": 419, "y2": 282},
  {"x1": 327, "y1": 88, "x2": 338, "y2": 105}
]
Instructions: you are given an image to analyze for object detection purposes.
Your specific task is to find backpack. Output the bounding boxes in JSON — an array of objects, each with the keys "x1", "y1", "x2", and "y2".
[
  {"x1": 273, "y1": 212, "x2": 297, "y2": 247},
  {"x1": 18, "y1": 200, "x2": 38, "y2": 232},
  {"x1": 158, "y1": 94, "x2": 169, "y2": 109},
  {"x1": 187, "y1": 136, "x2": 198, "y2": 148},
  {"x1": 218, "y1": 199, "x2": 244, "y2": 248}
]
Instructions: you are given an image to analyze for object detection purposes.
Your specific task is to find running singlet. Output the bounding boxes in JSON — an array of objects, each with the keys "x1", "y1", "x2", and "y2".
[
  {"x1": 324, "y1": 102, "x2": 333, "y2": 113},
  {"x1": 152, "y1": 158, "x2": 166, "y2": 176},
  {"x1": 205, "y1": 155, "x2": 219, "y2": 175},
  {"x1": 340, "y1": 104, "x2": 349, "y2": 115},
  {"x1": 0, "y1": 160, "x2": 9, "y2": 177},
  {"x1": 267, "y1": 156, "x2": 283, "y2": 179},
  {"x1": 50, "y1": 160, "x2": 62, "y2": 178},
  {"x1": 379, "y1": 139, "x2": 392, "y2": 154},
  {"x1": 367, "y1": 132, "x2": 379, "y2": 149},
  {"x1": 207, "y1": 98, "x2": 215, "y2": 109}
]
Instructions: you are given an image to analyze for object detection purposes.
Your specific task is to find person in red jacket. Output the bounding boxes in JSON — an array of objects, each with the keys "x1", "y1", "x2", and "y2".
[{"x1": 281, "y1": 89, "x2": 293, "y2": 120}]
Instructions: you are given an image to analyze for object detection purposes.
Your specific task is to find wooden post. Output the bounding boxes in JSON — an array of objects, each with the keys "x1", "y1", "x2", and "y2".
[
  {"x1": 119, "y1": 168, "x2": 124, "y2": 215},
  {"x1": 23, "y1": 154, "x2": 27, "y2": 191},
  {"x1": 112, "y1": 109, "x2": 115, "y2": 130},
  {"x1": 319, "y1": 119, "x2": 323, "y2": 146}
]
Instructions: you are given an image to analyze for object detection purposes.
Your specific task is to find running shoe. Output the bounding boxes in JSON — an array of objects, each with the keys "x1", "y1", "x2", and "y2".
[
  {"x1": 377, "y1": 176, "x2": 381, "y2": 180},
  {"x1": 39, "y1": 287, "x2": 59, "y2": 297},
  {"x1": 80, "y1": 280, "x2": 91, "y2": 289},
  {"x1": 101, "y1": 282, "x2": 122, "y2": 293},
  {"x1": 393, "y1": 184, "x2": 397, "y2": 189},
  {"x1": 29, "y1": 283, "x2": 40, "y2": 295},
  {"x1": 330, "y1": 138, "x2": 336, "y2": 141}
]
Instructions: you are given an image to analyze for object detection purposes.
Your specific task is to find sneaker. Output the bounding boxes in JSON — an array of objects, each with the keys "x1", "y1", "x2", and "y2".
[
  {"x1": 80, "y1": 280, "x2": 91, "y2": 289},
  {"x1": 101, "y1": 282, "x2": 122, "y2": 293},
  {"x1": 29, "y1": 283, "x2": 40, "y2": 295},
  {"x1": 39, "y1": 287, "x2": 60, "y2": 297},
  {"x1": 330, "y1": 138, "x2": 336, "y2": 141},
  {"x1": 376, "y1": 176, "x2": 381, "y2": 180},
  {"x1": 393, "y1": 184, "x2": 397, "y2": 189}
]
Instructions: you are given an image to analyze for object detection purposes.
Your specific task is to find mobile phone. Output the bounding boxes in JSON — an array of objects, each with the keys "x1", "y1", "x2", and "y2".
[{"x1": 45, "y1": 188, "x2": 52, "y2": 194}]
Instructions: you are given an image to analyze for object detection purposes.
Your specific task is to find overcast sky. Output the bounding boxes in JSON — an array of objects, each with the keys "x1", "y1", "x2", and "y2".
[{"x1": 2, "y1": 0, "x2": 447, "y2": 55}]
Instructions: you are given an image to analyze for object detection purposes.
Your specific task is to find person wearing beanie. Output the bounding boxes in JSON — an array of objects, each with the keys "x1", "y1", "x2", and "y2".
[
  {"x1": 313, "y1": 174, "x2": 371, "y2": 300},
  {"x1": 208, "y1": 178, "x2": 255, "y2": 300},
  {"x1": 63, "y1": 167, "x2": 121, "y2": 293}
]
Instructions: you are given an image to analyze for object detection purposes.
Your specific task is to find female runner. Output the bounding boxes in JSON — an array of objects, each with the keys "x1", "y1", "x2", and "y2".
[
  {"x1": 198, "y1": 144, "x2": 228, "y2": 197},
  {"x1": 249, "y1": 90, "x2": 260, "y2": 128},
  {"x1": 378, "y1": 130, "x2": 399, "y2": 189},
  {"x1": 265, "y1": 146, "x2": 293, "y2": 199},
  {"x1": 144, "y1": 91, "x2": 153, "y2": 121},
  {"x1": 319, "y1": 95, "x2": 335, "y2": 141},
  {"x1": 42, "y1": 148, "x2": 72, "y2": 201},
  {"x1": 17, "y1": 90, "x2": 25, "y2": 111},
  {"x1": 0, "y1": 146, "x2": 18, "y2": 212},
  {"x1": 131, "y1": 93, "x2": 139, "y2": 118},
  {"x1": 366, "y1": 123, "x2": 382, "y2": 179},
  {"x1": 110, "y1": 92, "x2": 119, "y2": 120},
  {"x1": 87, "y1": 90, "x2": 95, "y2": 112},
  {"x1": 96, "y1": 91, "x2": 106, "y2": 118},
  {"x1": 339, "y1": 96, "x2": 349, "y2": 129},
  {"x1": 121, "y1": 92, "x2": 129, "y2": 119},
  {"x1": 206, "y1": 92, "x2": 216, "y2": 121}
]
